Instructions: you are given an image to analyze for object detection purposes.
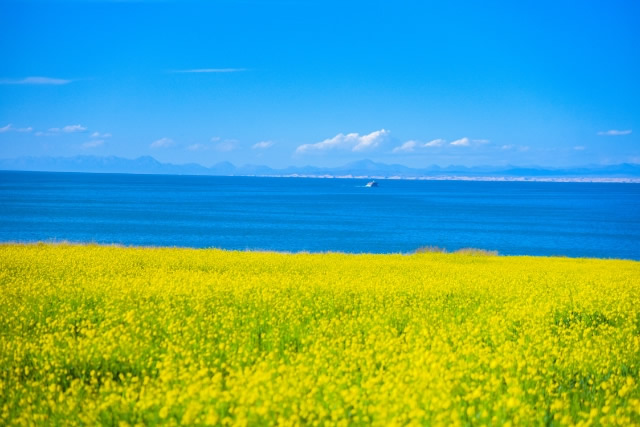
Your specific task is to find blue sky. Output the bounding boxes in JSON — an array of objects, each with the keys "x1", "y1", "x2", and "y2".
[{"x1": 0, "y1": 0, "x2": 638, "y2": 168}]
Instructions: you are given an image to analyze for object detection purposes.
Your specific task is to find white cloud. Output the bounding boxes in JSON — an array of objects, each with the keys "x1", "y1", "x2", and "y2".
[
  {"x1": 187, "y1": 144, "x2": 205, "y2": 151},
  {"x1": 210, "y1": 136, "x2": 221, "y2": 142},
  {"x1": 573, "y1": 146, "x2": 586, "y2": 151},
  {"x1": 48, "y1": 124, "x2": 87, "y2": 133},
  {"x1": 392, "y1": 140, "x2": 417, "y2": 153},
  {"x1": 424, "y1": 138, "x2": 445, "y2": 147},
  {"x1": 150, "y1": 137, "x2": 174, "y2": 148},
  {"x1": 597, "y1": 129, "x2": 631, "y2": 136},
  {"x1": 82, "y1": 139, "x2": 104, "y2": 149},
  {"x1": 393, "y1": 138, "x2": 453, "y2": 153},
  {"x1": 91, "y1": 131, "x2": 112, "y2": 138},
  {"x1": 62, "y1": 124, "x2": 86, "y2": 133},
  {"x1": 252, "y1": 141, "x2": 274, "y2": 149},
  {"x1": 215, "y1": 140, "x2": 237, "y2": 152},
  {"x1": 353, "y1": 129, "x2": 388, "y2": 151},
  {"x1": 296, "y1": 129, "x2": 389, "y2": 154},
  {"x1": 390, "y1": 136, "x2": 493, "y2": 153},
  {"x1": 450, "y1": 137, "x2": 470, "y2": 146},
  {"x1": 0, "y1": 76, "x2": 72, "y2": 85},
  {"x1": 172, "y1": 68, "x2": 246, "y2": 73},
  {"x1": 501, "y1": 145, "x2": 514, "y2": 150},
  {"x1": 519, "y1": 146, "x2": 530, "y2": 152},
  {"x1": 0, "y1": 124, "x2": 33, "y2": 133}
]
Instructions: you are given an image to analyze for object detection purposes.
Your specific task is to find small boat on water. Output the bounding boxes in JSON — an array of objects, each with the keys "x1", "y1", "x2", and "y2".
[{"x1": 365, "y1": 180, "x2": 378, "y2": 187}]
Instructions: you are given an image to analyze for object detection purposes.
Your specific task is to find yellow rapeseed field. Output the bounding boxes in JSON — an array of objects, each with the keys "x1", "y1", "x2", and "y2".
[{"x1": 1, "y1": 244, "x2": 639, "y2": 426}]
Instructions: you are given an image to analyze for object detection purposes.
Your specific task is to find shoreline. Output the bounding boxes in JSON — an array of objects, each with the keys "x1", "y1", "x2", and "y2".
[
  {"x1": 265, "y1": 174, "x2": 640, "y2": 183},
  {"x1": 2, "y1": 241, "x2": 638, "y2": 262},
  {"x1": 2, "y1": 168, "x2": 640, "y2": 183}
]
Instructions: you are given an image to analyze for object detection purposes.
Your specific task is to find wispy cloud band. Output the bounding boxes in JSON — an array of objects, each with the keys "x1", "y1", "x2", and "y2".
[
  {"x1": 48, "y1": 124, "x2": 87, "y2": 133},
  {"x1": 0, "y1": 76, "x2": 72, "y2": 85},
  {"x1": 450, "y1": 137, "x2": 470, "y2": 146},
  {"x1": 150, "y1": 137, "x2": 174, "y2": 148},
  {"x1": 424, "y1": 138, "x2": 446, "y2": 147},
  {"x1": 91, "y1": 131, "x2": 112, "y2": 138},
  {"x1": 392, "y1": 140, "x2": 418, "y2": 153},
  {"x1": 0, "y1": 124, "x2": 33, "y2": 133},
  {"x1": 252, "y1": 141, "x2": 274, "y2": 149},
  {"x1": 392, "y1": 137, "x2": 489, "y2": 153},
  {"x1": 171, "y1": 68, "x2": 246, "y2": 73},
  {"x1": 392, "y1": 138, "x2": 449, "y2": 153},
  {"x1": 597, "y1": 129, "x2": 632, "y2": 136}
]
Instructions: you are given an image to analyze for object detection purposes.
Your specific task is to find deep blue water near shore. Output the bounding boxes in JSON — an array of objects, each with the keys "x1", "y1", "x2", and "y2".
[{"x1": 1, "y1": 170, "x2": 639, "y2": 259}]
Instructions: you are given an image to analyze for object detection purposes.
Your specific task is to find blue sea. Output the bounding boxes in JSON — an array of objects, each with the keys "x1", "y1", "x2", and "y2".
[{"x1": 1, "y1": 170, "x2": 639, "y2": 259}]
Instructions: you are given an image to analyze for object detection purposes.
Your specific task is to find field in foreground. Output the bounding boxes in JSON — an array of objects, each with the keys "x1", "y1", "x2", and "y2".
[{"x1": 1, "y1": 245, "x2": 639, "y2": 426}]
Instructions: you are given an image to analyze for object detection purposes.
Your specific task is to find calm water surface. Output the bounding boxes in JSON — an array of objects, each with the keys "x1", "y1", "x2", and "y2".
[{"x1": 1, "y1": 171, "x2": 639, "y2": 259}]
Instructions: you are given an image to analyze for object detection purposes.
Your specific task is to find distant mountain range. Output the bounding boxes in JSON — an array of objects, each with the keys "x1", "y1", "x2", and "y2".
[{"x1": 2, "y1": 155, "x2": 640, "y2": 180}]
